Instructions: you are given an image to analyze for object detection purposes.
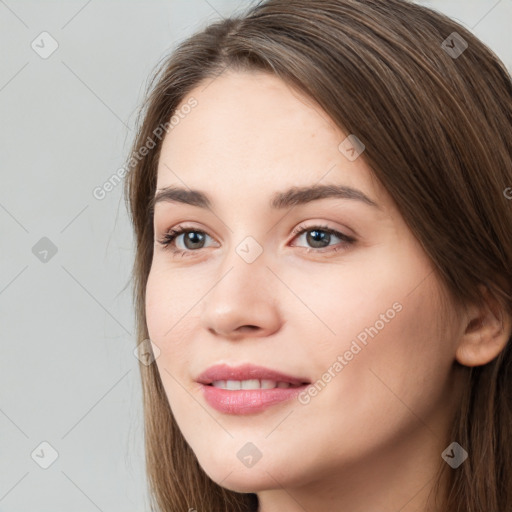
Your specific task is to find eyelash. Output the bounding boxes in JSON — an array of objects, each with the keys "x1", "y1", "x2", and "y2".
[{"x1": 156, "y1": 223, "x2": 356, "y2": 258}]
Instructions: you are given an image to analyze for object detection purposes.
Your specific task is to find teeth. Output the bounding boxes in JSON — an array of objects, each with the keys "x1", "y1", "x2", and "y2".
[
  {"x1": 211, "y1": 379, "x2": 293, "y2": 390},
  {"x1": 226, "y1": 380, "x2": 241, "y2": 390},
  {"x1": 241, "y1": 379, "x2": 260, "y2": 389},
  {"x1": 261, "y1": 379, "x2": 277, "y2": 389}
]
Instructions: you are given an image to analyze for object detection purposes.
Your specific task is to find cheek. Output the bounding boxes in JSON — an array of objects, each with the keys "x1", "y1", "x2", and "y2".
[
  {"x1": 276, "y1": 248, "x2": 409, "y2": 356},
  {"x1": 145, "y1": 262, "x2": 200, "y2": 340},
  {"x1": 291, "y1": 245, "x2": 453, "y2": 418},
  {"x1": 328, "y1": 278, "x2": 453, "y2": 442},
  {"x1": 145, "y1": 269, "x2": 171, "y2": 341},
  {"x1": 145, "y1": 262, "x2": 215, "y2": 394}
]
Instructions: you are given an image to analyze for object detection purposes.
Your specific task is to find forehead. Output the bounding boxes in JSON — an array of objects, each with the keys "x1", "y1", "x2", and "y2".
[{"x1": 156, "y1": 70, "x2": 384, "y2": 208}]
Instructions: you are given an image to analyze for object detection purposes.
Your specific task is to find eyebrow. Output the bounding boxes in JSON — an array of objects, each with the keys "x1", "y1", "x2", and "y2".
[{"x1": 150, "y1": 183, "x2": 380, "y2": 213}]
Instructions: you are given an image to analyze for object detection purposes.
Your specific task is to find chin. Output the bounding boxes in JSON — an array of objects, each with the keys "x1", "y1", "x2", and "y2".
[
  {"x1": 209, "y1": 471, "x2": 278, "y2": 494},
  {"x1": 196, "y1": 454, "x2": 289, "y2": 493}
]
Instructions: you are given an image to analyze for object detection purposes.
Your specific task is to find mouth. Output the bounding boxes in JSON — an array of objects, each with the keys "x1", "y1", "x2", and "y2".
[
  {"x1": 206, "y1": 379, "x2": 305, "y2": 390},
  {"x1": 196, "y1": 363, "x2": 311, "y2": 414},
  {"x1": 196, "y1": 363, "x2": 310, "y2": 387}
]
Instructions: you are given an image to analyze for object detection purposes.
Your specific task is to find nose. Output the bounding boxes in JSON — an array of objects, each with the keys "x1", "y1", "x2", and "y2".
[{"x1": 199, "y1": 248, "x2": 281, "y2": 340}]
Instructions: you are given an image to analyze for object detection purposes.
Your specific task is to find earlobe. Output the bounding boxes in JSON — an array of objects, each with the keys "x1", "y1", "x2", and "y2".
[{"x1": 455, "y1": 285, "x2": 512, "y2": 367}]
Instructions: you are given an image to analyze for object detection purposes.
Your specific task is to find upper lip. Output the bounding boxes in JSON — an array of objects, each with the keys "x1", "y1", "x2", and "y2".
[{"x1": 196, "y1": 363, "x2": 310, "y2": 386}]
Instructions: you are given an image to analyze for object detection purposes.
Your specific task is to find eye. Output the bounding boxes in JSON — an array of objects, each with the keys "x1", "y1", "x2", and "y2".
[
  {"x1": 156, "y1": 225, "x2": 216, "y2": 257},
  {"x1": 289, "y1": 223, "x2": 356, "y2": 253}
]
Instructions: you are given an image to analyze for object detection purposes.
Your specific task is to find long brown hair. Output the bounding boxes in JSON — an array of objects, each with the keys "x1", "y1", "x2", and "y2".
[{"x1": 124, "y1": 1, "x2": 512, "y2": 510}]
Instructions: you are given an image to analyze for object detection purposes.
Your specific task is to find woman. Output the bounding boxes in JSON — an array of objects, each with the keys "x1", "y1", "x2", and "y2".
[{"x1": 124, "y1": 0, "x2": 512, "y2": 510}]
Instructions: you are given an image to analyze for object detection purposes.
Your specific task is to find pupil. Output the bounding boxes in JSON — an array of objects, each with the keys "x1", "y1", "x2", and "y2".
[
  {"x1": 307, "y1": 230, "x2": 330, "y2": 248},
  {"x1": 185, "y1": 232, "x2": 204, "y2": 249}
]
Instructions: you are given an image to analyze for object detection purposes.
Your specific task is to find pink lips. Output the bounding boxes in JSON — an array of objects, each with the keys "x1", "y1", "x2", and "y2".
[
  {"x1": 196, "y1": 363, "x2": 310, "y2": 415},
  {"x1": 196, "y1": 363, "x2": 309, "y2": 386}
]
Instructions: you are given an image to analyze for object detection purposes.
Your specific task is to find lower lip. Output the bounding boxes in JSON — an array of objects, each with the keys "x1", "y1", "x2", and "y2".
[{"x1": 200, "y1": 384, "x2": 309, "y2": 414}]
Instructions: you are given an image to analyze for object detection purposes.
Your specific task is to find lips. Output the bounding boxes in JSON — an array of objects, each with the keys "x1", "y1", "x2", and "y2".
[
  {"x1": 196, "y1": 363, "x2": 310, "y2": 387},
  {"x1": 196, "y1": 363, "x2": 311, "y2": 415}
]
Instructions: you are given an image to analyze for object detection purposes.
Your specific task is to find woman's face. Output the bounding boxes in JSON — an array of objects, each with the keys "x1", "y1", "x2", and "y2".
[{"x1": 145, "y1": 70, "x2": 462, "y2": 495}]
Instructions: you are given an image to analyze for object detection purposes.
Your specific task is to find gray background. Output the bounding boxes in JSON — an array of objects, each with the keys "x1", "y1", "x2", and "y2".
[{"x1": 1, "y1": 1, "x2": 510, "y2": 510}]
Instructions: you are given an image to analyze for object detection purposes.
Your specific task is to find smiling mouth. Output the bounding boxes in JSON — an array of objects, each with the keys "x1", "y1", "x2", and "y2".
[
  {"x1": 207, "y1": 379, "x2": 306, "y2": 390},
  {"x1": 196, "y1": 363, "x2": 311, "y2": 388},
  {"x1": 200, "y1": 378, "x2": 310, "y2": 414}
]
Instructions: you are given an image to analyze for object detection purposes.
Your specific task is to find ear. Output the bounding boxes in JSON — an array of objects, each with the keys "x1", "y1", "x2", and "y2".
[{"x1": 455, "y1": 284, "x2": 512, "y2": 367}]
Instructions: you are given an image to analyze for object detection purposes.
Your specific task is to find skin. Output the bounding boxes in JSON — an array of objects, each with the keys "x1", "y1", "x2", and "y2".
[{"x1": 145, "y1": 70, "x2": 510, "y2": 512}]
